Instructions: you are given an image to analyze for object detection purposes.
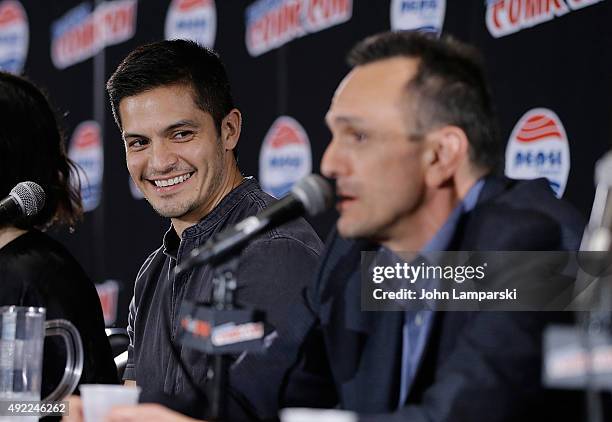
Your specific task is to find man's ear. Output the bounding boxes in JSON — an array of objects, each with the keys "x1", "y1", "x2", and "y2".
[
  {"x1": 423, "y1": 126, "x2": 469, "y2": 188},
  {"x1": 220, "y1": 109, "x2": 241, "y2": 150}
]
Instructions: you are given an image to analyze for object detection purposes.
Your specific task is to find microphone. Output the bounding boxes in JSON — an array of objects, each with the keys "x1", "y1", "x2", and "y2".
[
  {"x1": 0, "y1": 181, "x2": 46, "y2": 223},
  {"x1": 581, "y1": 151, "x2": 612, "y2": 251},
  {"x1": 175, "y1": 174, "x2": 333, "y2": 275}
]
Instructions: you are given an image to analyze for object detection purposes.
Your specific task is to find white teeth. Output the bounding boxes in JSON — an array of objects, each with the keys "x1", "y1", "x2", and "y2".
[{"x1": 153, "y1": 173, "x2": 191, "y2": 188}]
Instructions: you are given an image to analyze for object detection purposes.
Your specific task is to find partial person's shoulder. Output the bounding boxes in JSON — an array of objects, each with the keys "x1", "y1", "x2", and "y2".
[
  {"x1": 7, "y1": 230, "x2": 71, "y2": 263},
  {"x1": 481, "y1": 176, "x2": 583, "y2": 222},
  {"x1": 461, "y1": 176, "x2": 585, "y2": 250},
  {"x1": 311, "y1": 230, "x2": 376, "y2": 294},
  {"x1": 238, "y1": 179, "x2": 324, "y2": 254},
  {"x1": 320, "y1": 229, "x2": 376, "y2": 266},
  {"x1": 0, "y1": 231, "x2": 101, "y2": 310},
  {"x1": 11, "y1": 231, "x2": 88, "y2": 278},
  {"x1": 243, "y1": 179, "x2": 277, "y2": 210}
]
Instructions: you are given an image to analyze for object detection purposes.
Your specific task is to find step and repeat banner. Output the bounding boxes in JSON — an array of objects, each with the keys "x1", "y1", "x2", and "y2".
[{"x1": 3, "y1": 0, "x2": 610, "y2": 326}]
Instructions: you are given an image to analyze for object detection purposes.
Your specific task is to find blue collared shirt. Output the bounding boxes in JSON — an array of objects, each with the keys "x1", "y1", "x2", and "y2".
[{"x1": 398, "y1": 179, "x2": 485, "y2": 407}]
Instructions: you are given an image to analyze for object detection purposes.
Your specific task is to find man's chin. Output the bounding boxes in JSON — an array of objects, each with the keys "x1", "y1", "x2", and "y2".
[
  {"x1": 149, "y1": 203, "x2": 191, "y2": 219},
  {"x1": 337, "y1": 219, "x2": 368, "y2": 240}
]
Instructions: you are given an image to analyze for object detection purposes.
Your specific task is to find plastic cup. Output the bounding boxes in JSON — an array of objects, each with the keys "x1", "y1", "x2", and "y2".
[
  {"x1": 280, "y1": 408, "x2": 357, "y2": 422},
  {"x1": 80, "y1": 384, "x2": 141, "y2": 422}
]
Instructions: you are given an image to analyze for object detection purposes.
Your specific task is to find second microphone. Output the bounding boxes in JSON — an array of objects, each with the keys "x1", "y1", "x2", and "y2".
[{"x1": 174, "y1": 174, "x2": 333, "y2": 275}]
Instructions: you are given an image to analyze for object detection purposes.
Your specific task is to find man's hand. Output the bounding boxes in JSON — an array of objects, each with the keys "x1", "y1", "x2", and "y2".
[
  {"x1": 62, "y1": 398, "x2": 202, "y2": 422},
  {"x1": 106, "y1": 404, "x2": 205, "y2": 422},
  {"x1": 62, "y1": 396, "x2": 83, "y2": 422}
]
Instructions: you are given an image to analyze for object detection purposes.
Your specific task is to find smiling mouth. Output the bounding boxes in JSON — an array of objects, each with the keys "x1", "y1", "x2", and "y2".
[{"x1": 149, "y1": 172, "x2": 194, "y2": 188}]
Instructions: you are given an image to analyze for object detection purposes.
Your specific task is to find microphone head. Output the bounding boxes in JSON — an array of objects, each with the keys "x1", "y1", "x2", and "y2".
[
  {"x1": 596, "y1": 151, "x2": 612, "y2": 187},
  {"x1": 9, "y1": 181, "x2": 46, "y2": 217},
  {"x1": 290, "y1": 174, "x2": 333, "y2": 216}
]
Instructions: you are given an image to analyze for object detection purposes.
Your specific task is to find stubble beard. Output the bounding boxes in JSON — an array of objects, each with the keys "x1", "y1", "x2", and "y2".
[
  {"x1": 149, "y1": 198, "x2": 198, "y2": 219},
  {"x1": 147, "y1": 137, "x2": 227, "y2": 220}
]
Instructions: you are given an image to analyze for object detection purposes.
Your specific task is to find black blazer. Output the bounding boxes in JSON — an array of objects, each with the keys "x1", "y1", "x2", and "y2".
[{"x1": 286, "y1": 177, "x2": 586, "y2": 422}]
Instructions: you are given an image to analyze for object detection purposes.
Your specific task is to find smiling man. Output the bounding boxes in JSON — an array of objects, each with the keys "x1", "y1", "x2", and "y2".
[
  {"x1": 105, "y1": 40, "x2": 326, "y2": 420},
  {"x1": 119, "y1": 83, "x2": 241, "y2": 237}
]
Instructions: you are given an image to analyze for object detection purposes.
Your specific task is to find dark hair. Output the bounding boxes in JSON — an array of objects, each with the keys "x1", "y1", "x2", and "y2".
[
  {"x1": 0, "y1": 72, "x2": 82, "y2": 230},
  {"x1": 106, "y1": 39, "x2": 234, "y2": 134},
  {"x1": 348, "y1": 31, "x2": 501, "y2": 171}
]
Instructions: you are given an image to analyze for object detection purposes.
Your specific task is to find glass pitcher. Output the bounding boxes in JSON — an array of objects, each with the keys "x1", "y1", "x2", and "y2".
[{"x1": 0, "y1": 306, "x2": 83, "y2": 404}]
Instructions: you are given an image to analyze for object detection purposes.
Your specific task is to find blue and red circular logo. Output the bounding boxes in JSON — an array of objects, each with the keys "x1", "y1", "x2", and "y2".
[
  {"x1": 505, "y1": 108, "x2": 571, "y2": 197},
  {"x1": 69, "y1": 121, "x2": 104, "y2": 212},
  {"x1": 165, "y1": 0, "x2": 216, "y2": 47},
  {"x1": 259, "y1": 116, "x2": 312, "y2": 198},
  {"x1": 0, "y1": 0, "x2": 28, "y2": 73},
  {"x1": 390, "y1": 0, "x2": 446, "y2": 34}
]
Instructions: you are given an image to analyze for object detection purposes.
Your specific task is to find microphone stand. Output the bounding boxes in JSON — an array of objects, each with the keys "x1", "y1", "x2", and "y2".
[
  {"x1": 575, "y1": 259, "x2": 611, "y2": 422},
  {"x1": 178, "y1": 254, "x2": 266, "y2": 422},
  {"x1": 208, "y1": 256, "x2": 238, "y2": 421}
]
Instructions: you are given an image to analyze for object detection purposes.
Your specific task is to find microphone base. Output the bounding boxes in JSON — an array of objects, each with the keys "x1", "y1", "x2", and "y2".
[{"x1": 178, "y1": 302, "x2": 267, "y2": 354}]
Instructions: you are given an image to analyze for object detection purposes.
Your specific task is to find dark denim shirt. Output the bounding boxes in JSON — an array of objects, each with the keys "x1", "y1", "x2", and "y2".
[{"x1": 124, "y1": 178, "x2": 324, "y2": 420}]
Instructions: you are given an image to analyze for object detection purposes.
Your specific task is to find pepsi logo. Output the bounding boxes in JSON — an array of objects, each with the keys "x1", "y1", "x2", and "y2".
[
  {"x1": 505, "y1": 108, "x2": 571, "y2": 197},
  {"x1": 0, "y1": 0, "x2": 28, "y2": 73},
  {"x1": 259, "y1": 116, "x2": 312, "y2": 198},
  {"x1": 69, "y1": 121, "x2": 104, "y2": 212},
  {"x1": 179, "y1": 0, "x2": 210, "y2": 11},
  {"x1": 165, "y1": 0, "x2": 216, "y2": 47},
  {"x1": 390, "y1": 0, "x2": 446, "y2": 34}
]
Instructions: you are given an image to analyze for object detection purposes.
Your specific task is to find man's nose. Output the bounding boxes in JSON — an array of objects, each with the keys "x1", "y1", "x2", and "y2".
[
  {"x1": 149, "y1": 140, "x2": 178, "y2": 172},
  {"x1": 321, "y1": 138, "x2": 346, "y2": 179}
]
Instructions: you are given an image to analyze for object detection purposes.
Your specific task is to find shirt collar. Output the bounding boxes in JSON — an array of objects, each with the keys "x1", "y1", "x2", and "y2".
[
  {"x1": 422, "y1": 178, "x2": 485, "y2": 252},
  {"x1": 162, "y1": 177, "x2": 258, "y2": 258}
]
